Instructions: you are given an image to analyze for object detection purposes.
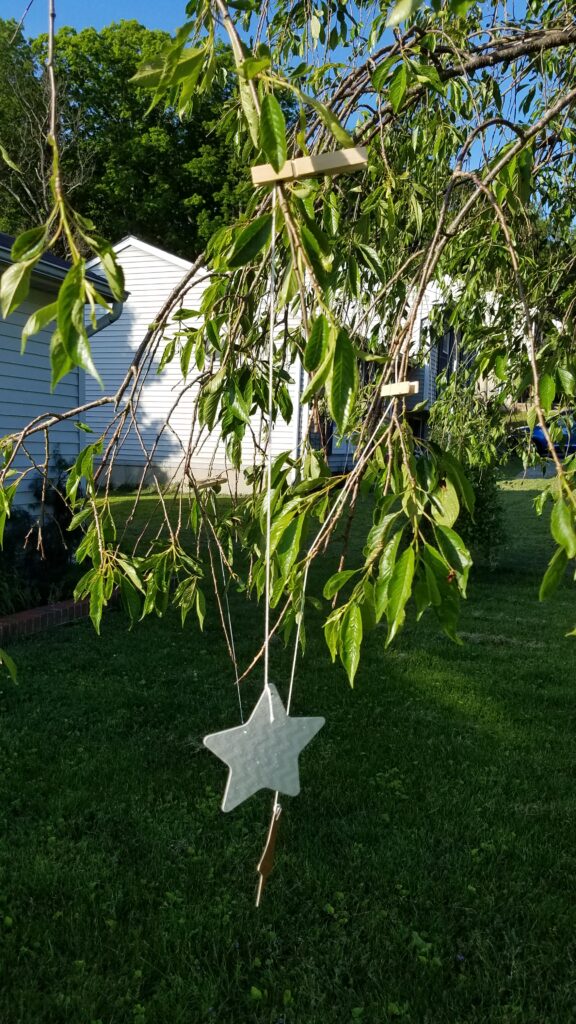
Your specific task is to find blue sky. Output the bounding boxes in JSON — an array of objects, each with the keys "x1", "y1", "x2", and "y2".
[{"x1": 4, "y1": 0, "x2": 188, "y2": 37}]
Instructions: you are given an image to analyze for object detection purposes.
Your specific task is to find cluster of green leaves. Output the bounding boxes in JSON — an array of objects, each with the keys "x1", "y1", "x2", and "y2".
[
  {"x1": 64, "y1": 443, "x2": 210, "y2": 635},
  {"x1": 0, "y1": 20, "x2": 249, "y2": 257},
  {"x1": 217, "y1": 430, "x2": 475, "y2": 685},
  {"x1": 1, "y1": 212, "x2": 124, "y2": 387},
  {"x1": 322, "y1": 438, "x2": 474, "y2": 683},
  {"x1": 3, "y1": 0, "x2": 576, "y2": 681},
  {"x1": 534, "y1": 449, "x2": 576, "y2": 629}
]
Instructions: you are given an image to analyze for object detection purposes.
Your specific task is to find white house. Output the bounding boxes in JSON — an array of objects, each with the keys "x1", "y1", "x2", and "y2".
[
  {"x1": 0, "y1": 232, "x2": 119, "y2": 508},
  {"x1": 86, "y1": 236, "x2": 453, "y2": 489},
  {"x1": 85, "y1": 236, "x2": 304, "y2": 491},
  {"x1": 1, "y1": 231, "x2": 455, "y2": 506}
]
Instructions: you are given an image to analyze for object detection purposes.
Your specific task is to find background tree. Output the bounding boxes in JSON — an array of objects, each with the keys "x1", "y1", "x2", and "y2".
[
  {"x1": 0, "y1": 19, "x2": 248, "y2": 257},
  {"x1": 0, "y1": 20, "x2": 52, "y2": 232}
]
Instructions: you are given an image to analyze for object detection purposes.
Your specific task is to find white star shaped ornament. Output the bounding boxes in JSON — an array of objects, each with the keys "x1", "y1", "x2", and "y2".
[{"x1": 203, "y1": 684, "x2": 325, "y2": 812}]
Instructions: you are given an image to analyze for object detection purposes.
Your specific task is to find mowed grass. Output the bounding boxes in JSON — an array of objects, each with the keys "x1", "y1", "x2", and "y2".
[{"x1": 0, "y1": 477, "x2": 575, "y2": 1024}]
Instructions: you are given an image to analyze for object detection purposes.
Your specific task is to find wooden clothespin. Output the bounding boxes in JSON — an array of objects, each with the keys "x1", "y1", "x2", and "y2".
[
  {"x1": 251, "y1": 147, "x2": 368, "y2": 186},
  {"x1": 255, "y1": 803, "x2": 282, "y2": 907},
  {"x1": 380, "y1": 381, "x2": 419, "y2": 398}
]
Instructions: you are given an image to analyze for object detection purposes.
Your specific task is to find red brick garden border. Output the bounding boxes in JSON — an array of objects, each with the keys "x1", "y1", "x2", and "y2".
[{"x1": 0, "y1": 598, "x2": 91, "y2": 643}]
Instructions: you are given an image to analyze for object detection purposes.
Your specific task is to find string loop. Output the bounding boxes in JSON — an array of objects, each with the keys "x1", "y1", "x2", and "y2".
[{"x1": 263, "y1": 185, "x2": 278, "y2": 721}]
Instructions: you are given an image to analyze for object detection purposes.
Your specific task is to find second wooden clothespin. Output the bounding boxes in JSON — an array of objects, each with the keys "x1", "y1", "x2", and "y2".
[
  {"x1": 381, "y1": 381, "x2": 419, "y2": 398},
  {"x1": 251, "y1": 146, "x2": 368, "y2": 186}
]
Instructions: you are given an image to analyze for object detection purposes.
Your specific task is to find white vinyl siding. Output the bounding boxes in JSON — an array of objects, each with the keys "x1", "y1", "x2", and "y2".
[
  {"x1": 86, "y1": 238, "x2": 300, "y2": 486},
  {"x1": 0, "y1": 286, "x2": 82, "y2": 508}
]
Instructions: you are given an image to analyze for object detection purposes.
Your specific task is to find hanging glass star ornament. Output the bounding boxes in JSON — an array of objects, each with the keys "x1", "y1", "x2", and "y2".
[{"x1": 203, "y1": 684, "x2": 325, "y2": 812}]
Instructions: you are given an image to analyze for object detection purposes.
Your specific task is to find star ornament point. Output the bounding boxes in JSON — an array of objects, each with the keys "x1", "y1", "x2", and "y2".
[{"x1": 203, "y1": 684, "x2": 325, "y2": 812}]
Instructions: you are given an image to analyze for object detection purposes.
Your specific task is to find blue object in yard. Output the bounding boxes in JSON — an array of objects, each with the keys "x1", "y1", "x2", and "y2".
[{"x1": 532, "y1": 414, "x2": 576, "y2": 457}]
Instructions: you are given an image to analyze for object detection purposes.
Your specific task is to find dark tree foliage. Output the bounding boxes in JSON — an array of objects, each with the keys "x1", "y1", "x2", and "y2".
[
  {"x1": 2, "y1": 0, "x2": 576, "y2": 684},
  {"x1": 0, "y1": 19, "x2": 247, "y2": 258}
]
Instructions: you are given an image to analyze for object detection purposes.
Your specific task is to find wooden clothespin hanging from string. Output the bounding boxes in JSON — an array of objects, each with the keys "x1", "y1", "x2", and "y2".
[
  {"x1": 381, "y1": 380, "x2": 419, "y2": 398},
  {"x1": 250, "y1": 144, "x2": 368, "y2": 908},
  {"x1": 251, "y1": 146, "x2": 368, "y2": 187},
  {"x1": 255, "y1": 803, "x2": 282, "y2": 907}
]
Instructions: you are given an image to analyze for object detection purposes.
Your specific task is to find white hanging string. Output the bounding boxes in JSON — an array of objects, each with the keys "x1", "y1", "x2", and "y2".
[
  {"x1": 270, "y1": 402, "x2": 393, "y2": 818},
  {"x1": 218, "y1": 545, "x2": 243, "y2": 724},
  {"x1": 263, "y1": 185, "x2": 278, "y2": 722},
  {"x1": 260, "y1": 174, "x2": 394, "y2": 877}
]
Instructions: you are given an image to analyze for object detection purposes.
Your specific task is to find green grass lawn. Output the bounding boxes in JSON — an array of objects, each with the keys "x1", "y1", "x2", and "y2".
[{"x1": 1, "y1": 477, "x2": 575, "y2": 1024}]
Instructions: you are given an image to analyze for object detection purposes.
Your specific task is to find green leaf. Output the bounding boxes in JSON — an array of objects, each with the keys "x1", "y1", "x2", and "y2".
[
  {"x1": 375, "y1": 529, "x2": 403, "y2": 620},
  {"x1": 199, "y1": 387, "x2": 220, "y2": 430},
  {"x1": 301, "y1": 329, "x2": 335, "y2": 404},
  {"x1": 340, "y1": 603, "x2": 363, "y2": 686},
  {"x1": 276, "y1": 513, "x2": 305, "y2": 578},
  {"x1": 440, "y1": 451, "x2": 475, "y2": 516},
  {"x1": 449, "y1": 0, "x2": 475, "y2": 14},
  {"x1": 550, "y1": 499, "x2": 576, "y2": 559},
  {"x1": 304, "y1": 315, "x2": 330, "y2": 373},
  {"x1": 0, "y1": 142, "x2": 20, "y2": 172},
  {"x1": 119, "y1": 575, "x2": 142, "y2": 625},
  {"x1": 299, "y1": 223, "x2": 329, "y2": 288},
  {"x1": 539, "y1": 373, "x2": 555, "y2": 414},
  {"x1": 414, "y1": 571, "x2": 431, "y2": 620},
  {"x1": 117, "y1": 557, "x2": 144, "y2": 593},
  {"x1": 356, "y1": 243, "x2": 386, "y2": 282},
  {"x1": 386, "y1": 0, "x2": 424, "y2": 28},
  {"x1": 269, "y1": 508, "x2": 299, "y2": 555},
  {"x1": 0, "y1": 648, "x2": 17, "y2": 683},
  {"x1": 21, "y1": 302, "x2": 57, "y2": 354},
  {"x1": 434, "y1": 524, "x2": 472, "y2": 595},
  {"x1": 57, "y1": 262, "x2": 86, "y2": 359},
  {"x1": 130, "y1": 59, "x2": 164, "y2": 89},
  {"x1": 11, "y1": 226, "x2": 47, "y2": 263},
  {"x1": 494, "y1": 353, "x2": 507, "y2": 381},
  {"x1": 422, "y1": 543, "x2": 461, "y2": 642},
  {"x1": 347, "y1": 255, "x2": 360, "y2": 298},
  {"x1": 557, "y1": 366, "x2": 575, "y2": 397},
  {"x1": 323, "y1": 568, "x2": 359, "y2": 600},
  {"x1": 73, "y1": 331, "x2": 102, "y2": 384},
  {"x1": 260, "y1": 93, "x2": 287, "y2": 172},
  {"x1": 431, "y1": 478, "x2": 460, "y2": 528},
  {"x1": 99, "y1": 248, "x2": 125, "y2": 301},
  {"x1": 50, "y1": 331, "x2": 74, "y2": 390},
  {"x1": 539, "y1": 546, "x2": 568, "y2": 601},
  {"x1": 329, "y1": 329, "x2": 357, "y2": 434},
  {"x1": 89, "y1": 574, "x2": 105, "y2": 635},
  {"x1": 324, "y1": 613, "x2": 340, "y2": 663},
  {"x1": 300, "y1": 213, "x2": 331, "y2": 257},
  {"x1": 228, "y1": 380, "x2": 251, "y2": 424},
  {"x1": 300, "y1": 92, "x2": 353, "y2": 147},
  {"x1": 517, "y1": 146, "x2": 533, "y2": 203},
  {"x1": 365, "y1": 510, "x2": 401, "y2": 564},
  {"x1": 68, "y1": 507, "x2": 93, "y2": 531},
  {"x1": 196, "y1": 589, "x2": 206, "y2": 630},
  {"x1": 1, "y1": 259, "x2": 36, "y2": 317},
  {"x1": 227, "y1": 214, "x2": 272, "y2": 268},
  {"x1": 0, "y1": 484, "x2": 16, "y2": 548},
  {"x1": 385, "y1": 545, "x2": 415, "y2": 646},
  {"x1": 414, "y1": 63, "x2": 445, "y2": 94},
  {"x1": 240, "y1": 56, "x2": 271, "y2": 79},
  {"x1": 371, "y1": 55, "x2": 400, "y2": 93},
  {"x1": 238, "y1": 76, "x2": 260, "y2": 147},
  {"x1": 389, "y1": 63, "x2": 408, "y2": 114}
]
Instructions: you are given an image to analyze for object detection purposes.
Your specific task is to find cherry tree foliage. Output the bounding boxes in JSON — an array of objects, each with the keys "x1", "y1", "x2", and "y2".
[{"x1": 1, "y1": 0, "x2": 576, "y2": 683}]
